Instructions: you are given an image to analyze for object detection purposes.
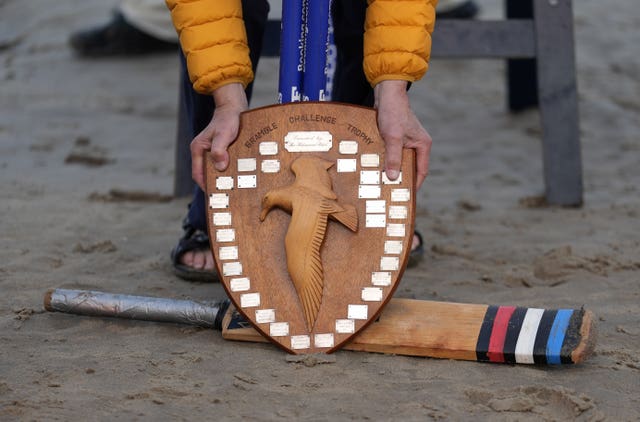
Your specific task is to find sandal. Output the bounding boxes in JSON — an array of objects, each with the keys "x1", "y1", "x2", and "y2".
[
  {"x1": 171, "y1": 221, "x2": 219, "y2": 283},
  {"x1": 407, "y1": 230, "x2": 425, "y2": 268}
]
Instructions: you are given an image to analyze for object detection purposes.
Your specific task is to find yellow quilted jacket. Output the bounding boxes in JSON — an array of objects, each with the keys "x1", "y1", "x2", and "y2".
[{"x1": 166, "y1": 0, "x2": 437, "y2": 95}]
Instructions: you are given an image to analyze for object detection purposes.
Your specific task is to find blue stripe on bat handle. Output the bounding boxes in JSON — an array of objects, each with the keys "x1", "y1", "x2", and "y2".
[
  {"x1": 546, "y1": 309, "x2": 573, "y2": 364},
  {"x1": 303, "y1": 0, "x2": 331, "y2": 101},
  {"x1": 278, "y1": 0, "x2": 305, "y2": 103}
]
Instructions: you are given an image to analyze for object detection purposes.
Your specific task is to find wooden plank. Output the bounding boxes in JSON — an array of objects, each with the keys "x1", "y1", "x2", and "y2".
[
  {"x1": 222, "y1": 298, "x2": 595, "y2": 364},
  {"x1": 431, "y1": 20, "x2": 536, "y2": 59},
  {"x1": 506, "y1": 0, "x2": 538, "y2": 111},
  {"x1": 533, "y1": 0, "x2": 583, "y2": 206},
  {"x1": 346, "y1": 299, "x2": 486, "y2": 361},
  {"x1": 173, "y1": 68, "x2": 194, "y2": 198}
]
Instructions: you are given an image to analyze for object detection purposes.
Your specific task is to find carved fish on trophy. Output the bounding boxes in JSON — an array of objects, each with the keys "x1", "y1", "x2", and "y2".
[{"x1": 260, "y1": 156, "x2": 358, "y2": 331}]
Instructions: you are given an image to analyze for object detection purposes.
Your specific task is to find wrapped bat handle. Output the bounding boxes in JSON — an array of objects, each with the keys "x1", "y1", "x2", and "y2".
[{"x1": 44, "y1": 289, "x2": 230, "y2": 330}]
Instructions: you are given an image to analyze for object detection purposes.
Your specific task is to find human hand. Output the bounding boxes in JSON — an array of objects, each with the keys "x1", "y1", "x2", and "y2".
[
  {"x1": 374, "y1": 80, "x2": 432, "y2": 189},
  {"x1": 190, "y1": 83, "x2": 249, "y2": 190}
]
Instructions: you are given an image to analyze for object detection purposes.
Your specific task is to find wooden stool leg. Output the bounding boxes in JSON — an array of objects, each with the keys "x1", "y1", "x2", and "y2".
[
  {"x1": 533, "y1": 0, "x2": 583, "y2": 206},
  {"x1": 173, "y1": 80, "x2": 194, "y2": 198},
  {"x1": 506, "y1": 0, "x2": 537, "y2": 111}
]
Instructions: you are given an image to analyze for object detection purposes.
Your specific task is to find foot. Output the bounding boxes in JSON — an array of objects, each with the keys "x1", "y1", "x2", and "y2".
[
  {"x1": 171, "y1": 225, "x2": 219, "y2": 282},
  {"x1": 411, "y1": 234, "x2": 421, "y2": 252},
  {"x1": 179, "y1": 248, "x2": 216, "y2": 272},
  {"x1": 407, "y1": 230, "x2": 425, "y2": 268},
  {"x1": 69, "y1": 11, "x2": 177, "y2": 57}
]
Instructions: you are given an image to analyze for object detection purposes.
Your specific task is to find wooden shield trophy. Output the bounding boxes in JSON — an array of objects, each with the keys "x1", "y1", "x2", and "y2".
[{"x1": 204, "y1": 1, "x2": 416, "y2": 354}]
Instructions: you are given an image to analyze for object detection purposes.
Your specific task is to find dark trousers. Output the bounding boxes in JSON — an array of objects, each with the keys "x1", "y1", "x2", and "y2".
[{"x1": 183, "y1": 0, "x2": 371, "y2": 232}]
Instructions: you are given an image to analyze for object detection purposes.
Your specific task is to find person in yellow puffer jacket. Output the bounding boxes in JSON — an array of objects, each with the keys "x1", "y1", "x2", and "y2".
[{"x1": 168, "y1": 0, "x2": 437, "y2": 281}]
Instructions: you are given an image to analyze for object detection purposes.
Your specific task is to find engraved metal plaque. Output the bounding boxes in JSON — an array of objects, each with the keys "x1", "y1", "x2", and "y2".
[
  {"x1": 237, "y1": 175, "x2": 257, "y2": 189},
  {"x1": 219, "y1": 246, "x2": 239, "y2": 260},
  {"x1": 216, "y1": 228, "x2": 235, "y2": 242},
  {"x1": 335, "y1": 319, "x2": 355, "y2": 334},
  {"x1": 240, "y1": 292, "x2": 260, "y2": 308},
  {"x1": 360, "y1": 170, "x2": 381, "y2": 185},
  {"x1": 348, "y1": 304, "x2": 368, "y2": 320},
  {"x1": 384, "y1": 240, "x2": 403, "y2": 255},
  {"x1": 361, "y1": 287, "x2": 383, "y2": 302},
  {"x1": 366, "y1": 200, "x2": 386, "y2": 214},
  {"x1": 339, "y1": 140, "x2": 358, "y2": 154},
  {"x1": 284, "y1": 131, "x2": 332, "y2": 152},
  {"x1": 223, "y1": 262, "x2": 243, "y2": 277},
  {"x1": 237, "y1": 158, "x2": 257, "y2": 172},
  {"x1": 386, "y1": 223, "x2": 406, "y2": 237},
  {"x1": 230, "y1": 277, "x2": 251, "y2": 292},
  {"x1": 365, "y1": 214, "x2": 386, "y2": 228},
  {"x1": 382, "y1": 171, "x2": 403, "y2": 184},
  {"x1": 213, "y1": 212, "x2": 232, "y2": 226},
  {"x1": 389, "y1": 205, "x2": 408, "y2": 219},
  {"x1": 380, "y1": 256, "x2": 400, "y2": 271},
  {"x1": 371, "y1": 271, "x2": 392, "y2": 286},
  {"x1": 216, "y1": 176, "x2": 234, "y2": 190},
  {"x1": 358, "y1": 185, "x2": 381, "y2": 199},
  {"x1": 256, "y1": 309, "x2": 276, "y2": 323},
  {"x1": 205, "y1": 102, "x2": 416, "y2": 354},
  {"x1": 259, "y1": 142, "x2": 278, "y2": 155},
  {"x1": 291, "y1": 335, "x2": 311, "y2": 349},
  {"x1": 391, "y1": 188, "x2": 411, "y2": 202},
  {"x1": 270, "y1": 322, "x2": 289, "y2": 336},
  {"x1": 209, "y1": 193, "x2": 229, "y2": 209},
  {"x1": 361, "y1": 153, "x2": 380, "y2": 168},
  {"x1": 261, "y1": 159, "x2": 280, "y2": 173},
  {"x1": 337, "y1": 158, "x2": 357, "y2": 173},
  {"x1": 314, "y1": 333, "x2": 334, "y2": 348}
]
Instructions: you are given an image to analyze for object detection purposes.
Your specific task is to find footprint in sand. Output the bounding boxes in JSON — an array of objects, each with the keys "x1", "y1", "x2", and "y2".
[
  {"x1": 465, "y1": 385, "x2": 604, "y2": 420},
  {"x1": 64, "y1": 136, "x2": 114, "y2": 167}
]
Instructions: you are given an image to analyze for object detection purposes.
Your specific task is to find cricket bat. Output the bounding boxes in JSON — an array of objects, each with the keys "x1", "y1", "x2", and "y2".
[
  {"x1": 222, "y1": 298, "x2": 594, "y2": 365},
  {"x1": 44, "y1": 289, "x2": 593, "y2": 364}
]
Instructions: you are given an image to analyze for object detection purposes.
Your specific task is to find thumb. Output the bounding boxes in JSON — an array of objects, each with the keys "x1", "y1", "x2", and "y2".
[
  {"x1": 383, "y1": 136, "x2": 403, "y2": 181},
  {"x1": 210, "y1": 137, "x2": 230, "y2": 172}
]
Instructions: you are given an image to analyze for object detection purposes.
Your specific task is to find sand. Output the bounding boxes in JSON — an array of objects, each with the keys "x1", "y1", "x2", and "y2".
[{"x1": 1, "y1": 0, "x2": 638, "y2": 419}]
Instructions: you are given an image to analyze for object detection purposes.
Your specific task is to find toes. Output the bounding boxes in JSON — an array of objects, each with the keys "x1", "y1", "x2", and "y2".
[
  {"x1": 180, "y1": 249, "x2": 216, "y2": 271},
  {"x1": 192, "y1": 250, "x2": 206, "y2": 270},
  {"x1": 204, "y1": 250, "x2": 215, "y2": 271},
  {"x1": 178, "y1": 249, "x2": 215, "y2": 271},
  {"x1": 410, "y1": 234, "x2": 422, "y2": 252},
  {"x1": 181, "y1": 251, "x2": 195, "y2": 266}
]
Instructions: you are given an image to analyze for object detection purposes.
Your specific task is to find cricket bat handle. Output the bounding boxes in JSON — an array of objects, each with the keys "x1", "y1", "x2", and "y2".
[{"x1": 44, "y1": 288, "x2": 230, "y2": 330}]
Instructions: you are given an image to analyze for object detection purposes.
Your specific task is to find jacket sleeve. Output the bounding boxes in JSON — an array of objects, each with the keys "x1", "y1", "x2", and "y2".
[
  {"x1": 363, "y1": 0, "x2": 437, "y2": 86},
  {"x1": 166, "y1": 0, "x2": 253, "y2": 94}
]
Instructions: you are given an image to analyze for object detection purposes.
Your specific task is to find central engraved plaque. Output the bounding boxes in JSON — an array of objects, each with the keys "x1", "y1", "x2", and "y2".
[{"x1": 205, "y1": 102, "x2": 416, "y2": 354}]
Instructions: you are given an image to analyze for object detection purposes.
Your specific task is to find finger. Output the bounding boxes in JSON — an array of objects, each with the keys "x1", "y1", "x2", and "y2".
[
  {"x1": 190, "y1": 136, "x2": 210, "y2": 191},
  {"x1": 210, "y1": 137, "x2": 230, "y2": 172},
  {"x1": 414, "y1": 137, "x2": 431, "y2": 189},
  {"x1": 382, "y1": 134, "x2": 404, "y2": 181},
  {"x1": 209, "y1": 115, "x2": 240, "y2": 172},
  {"x1": 411, "y1": 128, "x2": 432, "y2": 188}
]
